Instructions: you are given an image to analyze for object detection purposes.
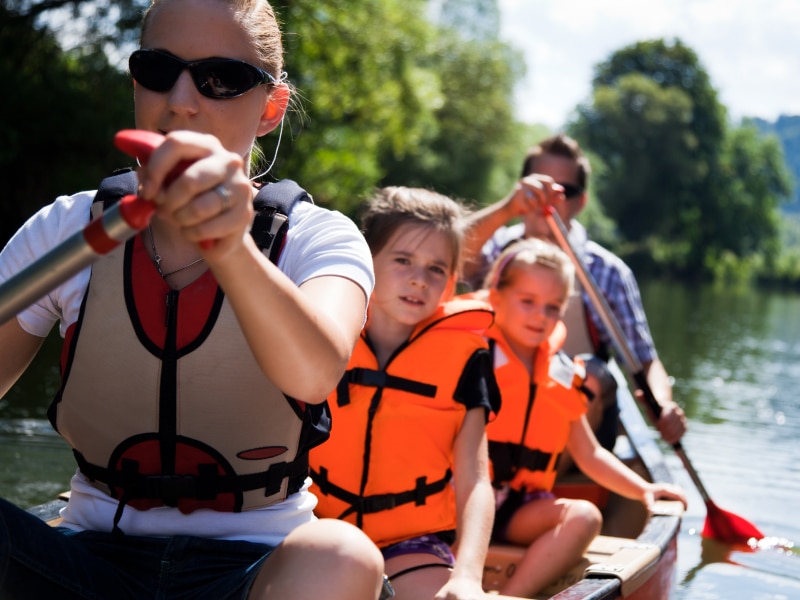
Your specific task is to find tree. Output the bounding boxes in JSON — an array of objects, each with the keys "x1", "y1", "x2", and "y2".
[
  {"x1": 1, "y1": 0, "x2": 525, "y2": 234},
  {"x1": 379, "y1": 32, "x2": 524, "y2": 207},
  {"x1": 0, "y1": 2, "x2": 133, "y2": 245},
  {"x1": 261, "y1": 1, "x2": 441, "y2": 215},
  {"x1": 707, "y1": 124, "x2": 792, "y2": 269},
  {"x1": 269, "y1": 0, "x2": 521, "y2": 215},
  {"x1": 570, "y1": 38, "x2": 788, "y2": 278}
]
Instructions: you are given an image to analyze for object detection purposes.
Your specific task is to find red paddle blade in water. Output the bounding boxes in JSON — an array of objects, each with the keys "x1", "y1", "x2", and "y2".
[{"x1": 702, "y1": 499, "x2": 765, "y2": 545}]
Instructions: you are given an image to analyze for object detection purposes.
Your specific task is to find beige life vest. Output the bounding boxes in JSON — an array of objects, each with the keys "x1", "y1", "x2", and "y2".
[{"x1": 50, "y1": 199, "x2": 322, "y2": 522}]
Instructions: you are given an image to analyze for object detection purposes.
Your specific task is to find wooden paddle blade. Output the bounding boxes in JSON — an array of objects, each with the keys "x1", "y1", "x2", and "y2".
[{"x1": 702, "y1": 499, "x2": 764, "y2": 545}]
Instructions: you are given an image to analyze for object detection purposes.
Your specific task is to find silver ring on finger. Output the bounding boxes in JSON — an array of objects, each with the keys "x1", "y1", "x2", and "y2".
[{"x1": 215, "y1": 184, "x2": 233, "y2": 212}]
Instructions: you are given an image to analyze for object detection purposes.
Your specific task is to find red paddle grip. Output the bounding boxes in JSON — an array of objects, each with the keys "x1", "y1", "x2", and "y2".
[{"x1": 114, "y1": 129, "x2": 215, "y2": 248}]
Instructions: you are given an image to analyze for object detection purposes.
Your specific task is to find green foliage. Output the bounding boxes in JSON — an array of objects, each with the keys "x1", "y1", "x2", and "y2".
[
  {"x1": 267, "y1": 0, "x2": 443, "y2": 215},
  {"x1": 269, "y1": 0, "x2": 523, "y2": 217},
  {"x1": 0, "y1": 3, "x2": 133, "y2": 244},
  {"x1": 572, "y1": 72, "x2": 698, "y2": 241},
  {"x1": 380, "y1": 33, "x2": 525, "y2": 207},
  {"x1": 749, "y1": 115, "x2": 800, "y2": 211},
  {"x1": 570, "y1": 38, "x2": 789, "y2": 281}
]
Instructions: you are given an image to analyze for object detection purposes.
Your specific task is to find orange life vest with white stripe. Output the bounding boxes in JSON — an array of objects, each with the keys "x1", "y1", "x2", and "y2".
[
  {"x1": 486, "y1": 321, "x2": 588, "y2": 493},
  {"x1": 309, "y1": 297, "x2": 494, "y2": 548}
]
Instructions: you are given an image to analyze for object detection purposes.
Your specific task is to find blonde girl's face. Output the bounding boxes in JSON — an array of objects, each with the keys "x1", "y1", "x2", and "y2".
[
  {"x1": 490, "y1": 263, "x2": 567, "y2": 354},
  {"x1": 134, "y1": 0, "x2": 273, "y2": 158},
  {"x1": 369, "y1": 223, "x2": 454, "y2": 332}
]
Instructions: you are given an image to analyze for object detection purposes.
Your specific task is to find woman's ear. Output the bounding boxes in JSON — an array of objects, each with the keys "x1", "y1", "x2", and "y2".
[{"x1": 258, "y1": 83, "x2": 290, "y2": 135}]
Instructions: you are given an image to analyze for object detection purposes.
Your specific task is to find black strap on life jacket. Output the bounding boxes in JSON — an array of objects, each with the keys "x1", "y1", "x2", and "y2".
[
  {"x1": 488, "y1": 440, "x2": 559, "y2": 487},
  {"x1": 335, "y1": 367, "x2": 437, "y2": 407},
  {"x1": 311, "y1": 465, "x2": 453, "y2": 520},
  {"x1": 95, "y1": 168, "x2": 312, "y2": 259}
]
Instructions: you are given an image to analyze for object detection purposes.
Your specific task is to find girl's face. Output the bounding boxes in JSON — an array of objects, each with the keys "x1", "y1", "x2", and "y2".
[
  {"x1": 369, "y1": 223, "x2": 454, "y2": 333},
  {"x1": 134, "y1": 0, "x2": 272, "y2": 158},
  {"x1": 490, "y1": 263, "x2": 567, "y2": 355}
]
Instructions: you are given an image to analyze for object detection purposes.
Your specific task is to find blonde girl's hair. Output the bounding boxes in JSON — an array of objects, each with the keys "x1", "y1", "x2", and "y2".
[
  {"x1": 485, "y1": 237, "x2": 575, "y2": 302},
  {"x1": 360, "y1": 187, "x2": 469, "y2": 276}
]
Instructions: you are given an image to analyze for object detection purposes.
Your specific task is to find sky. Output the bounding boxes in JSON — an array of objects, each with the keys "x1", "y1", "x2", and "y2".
[{"x1": 497, "y1": 0, "x2": 800, "y2": 130}]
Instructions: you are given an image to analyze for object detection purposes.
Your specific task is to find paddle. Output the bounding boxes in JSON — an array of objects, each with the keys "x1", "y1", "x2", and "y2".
[
  {"x1": 0, "y1": 130, "x2": 190, "y2": 327},
  {"x1": 543, "y1": 205, "x2": 765, "y2": 546}
]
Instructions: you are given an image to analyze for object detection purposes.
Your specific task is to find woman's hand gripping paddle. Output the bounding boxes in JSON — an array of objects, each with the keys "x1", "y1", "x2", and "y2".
[
  {"x1": 541, "y1": 203, "x2": 765, "y2": 547},
  {"x1": 0, "y1": 130, "x2": 190, "y2": 326}
]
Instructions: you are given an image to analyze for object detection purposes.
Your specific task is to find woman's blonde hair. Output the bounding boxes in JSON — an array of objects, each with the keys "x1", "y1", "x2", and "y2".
[{"x1": 141, "y1": 0, "x2": 284, "y2": 77}]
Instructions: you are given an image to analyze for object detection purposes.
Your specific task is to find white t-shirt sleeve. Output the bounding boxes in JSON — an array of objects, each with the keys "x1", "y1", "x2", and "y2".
[
  {"x1": 279, "y1": 201, "x2": 374, "y2": 301},
  {"x1": 0, "y1": 192, "x2": 95, "y2": 338}
]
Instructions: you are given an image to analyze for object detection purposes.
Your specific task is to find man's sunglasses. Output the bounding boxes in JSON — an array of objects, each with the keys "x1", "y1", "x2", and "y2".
[
  {"x1": 129, "y1": 49, "x2": 284, "y2": 99},
  {"x1": 557, "y1": 182, "x2": 584, "y2": 199}
]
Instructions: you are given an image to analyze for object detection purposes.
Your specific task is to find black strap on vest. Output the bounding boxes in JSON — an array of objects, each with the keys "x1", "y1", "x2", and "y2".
[
  {"x1": 74, "y1": 449, "x2": 308, "y2": 504},
  {"x1": 95, "y1": 169, "x2": 312, "y2": 259},
  {"x1": 335, "y1": 367, "x2": 437, "y2": 407},
  {"x1": 488, "y1": 440, "x2": 560, "y2": 487},
  {"x1": 311, "y1": 466, "x2": 453, "y2": 520}
]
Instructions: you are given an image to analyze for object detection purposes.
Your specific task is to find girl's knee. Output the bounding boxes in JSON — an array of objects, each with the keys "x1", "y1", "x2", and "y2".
[
  {"x1": 297, "y1": 519, "x2": 384, "y2": 580},
  {"x1": 567, "y1": 499, "x2": 602, "y2": 536}
]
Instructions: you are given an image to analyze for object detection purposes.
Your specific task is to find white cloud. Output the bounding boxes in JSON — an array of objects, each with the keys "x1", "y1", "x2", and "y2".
[{"x1": 499, "y1": 0, "x2": 800, "y2": 129}]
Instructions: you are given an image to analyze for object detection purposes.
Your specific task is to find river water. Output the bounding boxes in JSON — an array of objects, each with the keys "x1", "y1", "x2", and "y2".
[{"x1": 1, "y1": 279, "x2": 799, "y2": 598}]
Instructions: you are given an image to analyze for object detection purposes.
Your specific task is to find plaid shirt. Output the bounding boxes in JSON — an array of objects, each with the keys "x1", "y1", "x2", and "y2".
[{"x1": 476, "y1": 220, "x2": 657, "y2": 364}]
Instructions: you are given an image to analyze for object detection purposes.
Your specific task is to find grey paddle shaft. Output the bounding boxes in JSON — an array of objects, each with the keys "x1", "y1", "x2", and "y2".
[{"x1": 0, "y1": 198, "x2": 152, "y2": 327}]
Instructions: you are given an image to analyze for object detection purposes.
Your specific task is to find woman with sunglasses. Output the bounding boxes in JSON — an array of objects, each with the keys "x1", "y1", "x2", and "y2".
[{"x1": 0, "y1": 1, "x2": 385, "y2": 598}]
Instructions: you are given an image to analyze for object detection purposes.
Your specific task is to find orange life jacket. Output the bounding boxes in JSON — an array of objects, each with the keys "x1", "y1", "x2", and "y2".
[
  {"x1": 486, "y1": 321, "x2": 588, "y2": 493},
  {"x1": 309, "y1": 297, "x2": 494, "y2": 548}
]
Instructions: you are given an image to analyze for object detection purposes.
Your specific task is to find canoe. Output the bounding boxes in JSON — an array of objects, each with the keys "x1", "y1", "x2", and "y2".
[
  {"x1": 27, "y1": 365, "x2": 682, "y2": 600},
  {"x1": 482, "y1": 361, "x2": 684, "y2": 600}
]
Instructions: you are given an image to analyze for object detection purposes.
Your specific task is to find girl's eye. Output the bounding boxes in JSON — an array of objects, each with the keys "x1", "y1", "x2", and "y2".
[
  {"x1": 545, "y1": 305, "x2": 561, "y2": 318},
  {"x1": 429, "y1": 265, "x2": 447, "y2": 276},
  {"x1": 394, "y1": 257, "x2": 410, "y2": 265}
]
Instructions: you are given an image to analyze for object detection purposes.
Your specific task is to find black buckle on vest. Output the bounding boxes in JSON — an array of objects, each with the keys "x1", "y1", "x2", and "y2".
[
  {"x1": 361, "y1": 492, "x2": 398, "y2": 513},
  {"x1": 145, "y1": 474, "x2": 198, "y2": 507}
]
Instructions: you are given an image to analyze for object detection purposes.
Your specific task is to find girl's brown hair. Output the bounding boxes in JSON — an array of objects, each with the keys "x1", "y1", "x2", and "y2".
[{"x1": 361, "y1": 187, "x2": 469, "y2": 275}]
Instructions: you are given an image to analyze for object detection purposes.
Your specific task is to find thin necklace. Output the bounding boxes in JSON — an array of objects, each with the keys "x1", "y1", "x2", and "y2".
[{"x1": 146, "y1": 225, "x2": 204, "y2": 279}]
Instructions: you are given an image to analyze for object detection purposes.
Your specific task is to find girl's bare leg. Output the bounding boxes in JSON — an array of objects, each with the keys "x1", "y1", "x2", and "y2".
[{"x1": 249, "y1": 518, "x2": 385, "y2": 600}]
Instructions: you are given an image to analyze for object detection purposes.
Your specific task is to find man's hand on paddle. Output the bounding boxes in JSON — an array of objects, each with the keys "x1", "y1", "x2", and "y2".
[{"x1": 506, "y1": 174, "x2": 566, "y2": 219}]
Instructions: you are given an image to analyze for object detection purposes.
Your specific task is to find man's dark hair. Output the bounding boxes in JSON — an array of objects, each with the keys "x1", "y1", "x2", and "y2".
[{"x1": 521, "y1": 133, "x2": 591, "y2": 190}]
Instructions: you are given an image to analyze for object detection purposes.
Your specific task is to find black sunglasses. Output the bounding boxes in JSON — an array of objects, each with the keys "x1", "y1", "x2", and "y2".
[
  {"x1": 129, "y1": 49, "x2": 283, "y2": 99},
  {"x1": 557, "y1": 182, "x2": 584, "y2": 199}
]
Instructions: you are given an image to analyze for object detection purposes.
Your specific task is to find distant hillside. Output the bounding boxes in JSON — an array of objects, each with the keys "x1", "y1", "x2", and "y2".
[{"x1": 751, "y1": 115, "x2": 800, "y2": 212}]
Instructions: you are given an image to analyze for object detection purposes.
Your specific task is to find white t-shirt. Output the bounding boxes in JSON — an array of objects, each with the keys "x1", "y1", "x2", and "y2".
[{"x1": 0, "y1": 189, "x2": 375, "y2": 545}]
